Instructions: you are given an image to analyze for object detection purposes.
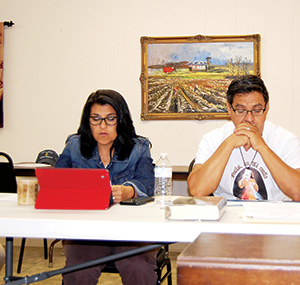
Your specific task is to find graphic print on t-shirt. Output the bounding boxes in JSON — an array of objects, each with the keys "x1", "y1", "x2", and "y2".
[{"x1": 233, "y1": 167, "x2": 267, "y2": 200}]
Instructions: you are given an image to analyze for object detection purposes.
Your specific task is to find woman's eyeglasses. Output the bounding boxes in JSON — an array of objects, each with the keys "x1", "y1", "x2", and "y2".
[{"x1": 89, "y1": 116, "x2": 118, "y2": 126}]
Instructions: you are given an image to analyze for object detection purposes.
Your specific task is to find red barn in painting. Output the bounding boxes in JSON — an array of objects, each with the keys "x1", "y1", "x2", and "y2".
[{"x1": 163, "y1": 67, "x2": 175, "y2": 73}]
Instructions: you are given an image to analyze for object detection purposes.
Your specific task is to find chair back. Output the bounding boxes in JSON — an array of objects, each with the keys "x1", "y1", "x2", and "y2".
[
  {"x1": 0, "y1": 152, "x2": 17, "y2": 193},
  {"x1": 188, "y1": 158, "x2": 195, "y2": 174}
]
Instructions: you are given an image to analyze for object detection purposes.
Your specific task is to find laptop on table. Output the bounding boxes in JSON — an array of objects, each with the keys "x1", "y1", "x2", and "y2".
[{"x1": 35, "y1": 168, "x2": 112, "y2": 210}]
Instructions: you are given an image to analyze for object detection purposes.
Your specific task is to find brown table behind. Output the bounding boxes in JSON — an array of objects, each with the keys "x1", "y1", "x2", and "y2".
[
  {"x1": 14, "y1": 164, "x2": 190, "y2": 180},
  {"x1": 172, "y1": 165, "x2": 189, "y2": 181}
]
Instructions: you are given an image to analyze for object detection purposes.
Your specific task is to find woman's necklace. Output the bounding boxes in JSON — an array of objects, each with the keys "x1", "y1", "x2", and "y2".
[
  {"x1": 98, "y1": 149, "x2": 111, "y2": 168},
  {"x1": 239, "y1": 147, "x2": 257, "y2": 169}
]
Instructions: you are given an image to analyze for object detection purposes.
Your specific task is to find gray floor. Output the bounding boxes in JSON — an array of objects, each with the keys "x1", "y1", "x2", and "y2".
[{"x1": 0, "y1": 246, "x2": 179, "y2": 284}]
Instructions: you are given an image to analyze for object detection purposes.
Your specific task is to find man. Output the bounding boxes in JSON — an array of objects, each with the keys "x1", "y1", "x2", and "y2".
[{"x1": 188, "y1": 75, "x2": 300, "y2": 201}]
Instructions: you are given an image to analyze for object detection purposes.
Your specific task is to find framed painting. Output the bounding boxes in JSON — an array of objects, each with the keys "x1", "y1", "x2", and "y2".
[
  {"x1": 0, "y1": 23, "x2": 3, "y2": 128},
  {"x1": 140, "y1": 34, "x2": 261, "y2": 120}
]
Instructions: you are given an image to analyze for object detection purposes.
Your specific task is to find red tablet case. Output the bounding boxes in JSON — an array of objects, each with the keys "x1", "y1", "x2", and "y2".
[{"x1": 35, "y1": 168, "x2": 111, "y2": 210}]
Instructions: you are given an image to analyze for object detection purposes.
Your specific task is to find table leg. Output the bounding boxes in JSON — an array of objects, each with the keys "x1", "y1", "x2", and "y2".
[{"x1": 4, "y1": 237, "x2": 13, "y2": 283}]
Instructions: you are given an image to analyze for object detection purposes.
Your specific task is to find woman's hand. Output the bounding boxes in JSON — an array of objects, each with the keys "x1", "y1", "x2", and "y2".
[{"x1": 111, "y1": 185, "x2": 136, "y2": 203}]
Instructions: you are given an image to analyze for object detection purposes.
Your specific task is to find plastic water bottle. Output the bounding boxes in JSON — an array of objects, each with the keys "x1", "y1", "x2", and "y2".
[{"x1": 154, "y1": 153, "x2": 173, "y2": 205}]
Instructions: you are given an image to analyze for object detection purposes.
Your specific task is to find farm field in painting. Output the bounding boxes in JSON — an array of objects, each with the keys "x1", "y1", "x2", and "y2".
[
  {"x1": 140, "y1": 35, "x2": 260, "y2": 120},
  {"x1": 148, "y1": 71, "x2": 231, "y2": 114}
]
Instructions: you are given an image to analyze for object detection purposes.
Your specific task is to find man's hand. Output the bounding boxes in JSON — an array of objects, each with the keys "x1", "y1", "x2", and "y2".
[
  {"x1": 233, "y1": 123, "x2": 266, "y2": 152},
  {"x1": 226, "y1": 131, "x2": 251, "y2": 151}
]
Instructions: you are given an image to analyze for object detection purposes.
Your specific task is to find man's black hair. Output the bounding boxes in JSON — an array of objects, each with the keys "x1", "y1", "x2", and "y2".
[{"x1": 227, "y1": 75, "x2": 269, "y2": 105}]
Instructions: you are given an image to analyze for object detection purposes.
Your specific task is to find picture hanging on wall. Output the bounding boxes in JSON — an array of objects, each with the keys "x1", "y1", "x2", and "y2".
[
  {"x1": 140, "y1": 34, "x2": 261, "y2": 121},
  {"x1": 0, "y1": 23, "x2": 4, "y2": 128}
]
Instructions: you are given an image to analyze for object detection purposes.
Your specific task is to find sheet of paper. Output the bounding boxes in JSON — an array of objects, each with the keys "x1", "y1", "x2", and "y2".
[
  {"x1": 243, "y1": 202, "x2": 300, "y2": 221},
  {"x1": 14, "y1": 163, "x2": 51, "y2": 168}
]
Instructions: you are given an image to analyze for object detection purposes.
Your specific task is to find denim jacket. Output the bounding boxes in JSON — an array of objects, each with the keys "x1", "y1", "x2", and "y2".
[{"x1": 55, "y1": 135, "x2": 154, "y2": 197}]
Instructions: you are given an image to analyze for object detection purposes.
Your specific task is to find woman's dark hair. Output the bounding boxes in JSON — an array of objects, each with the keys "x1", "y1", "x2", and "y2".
[
  {"x1": 78, "y1": 89, "x2": 138, "y2": 160},
  {"x1": 227, "y1": 75, "x2": 269, "y2": 105}
]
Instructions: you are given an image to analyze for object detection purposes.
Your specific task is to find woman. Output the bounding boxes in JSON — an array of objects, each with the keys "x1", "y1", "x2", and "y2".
[{"x1": 55, "y1": 89, "x2": 156, "y2": 284}]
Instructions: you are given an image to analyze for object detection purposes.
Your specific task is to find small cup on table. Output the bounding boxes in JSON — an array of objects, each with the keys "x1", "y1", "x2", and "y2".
[{"x1": 17, "y1": 177, "x2": 39, "y2": 206}]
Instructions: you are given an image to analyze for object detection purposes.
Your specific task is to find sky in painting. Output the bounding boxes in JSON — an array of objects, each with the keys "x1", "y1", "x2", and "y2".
[{"x1": 148, "y1": 42, "x2": 254, "y2": 66}]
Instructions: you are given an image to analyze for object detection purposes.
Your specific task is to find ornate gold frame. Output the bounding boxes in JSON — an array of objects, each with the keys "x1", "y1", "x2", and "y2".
[{"x1": 140, "y1": 34, "x2": 261, "y2": 121}]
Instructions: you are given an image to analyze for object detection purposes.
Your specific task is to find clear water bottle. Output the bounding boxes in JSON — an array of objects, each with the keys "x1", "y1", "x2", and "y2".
[{"x1": 154, "y1": 153, "x2": 173, "y2": 205}]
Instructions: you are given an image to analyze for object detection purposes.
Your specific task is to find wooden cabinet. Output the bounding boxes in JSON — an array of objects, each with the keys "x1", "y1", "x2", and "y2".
[{"x1": 177, "y1": 233, "x2": 300, "y2": 284}]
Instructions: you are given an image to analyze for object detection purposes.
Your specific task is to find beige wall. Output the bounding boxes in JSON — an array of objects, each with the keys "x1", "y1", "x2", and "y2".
[{"x1": 0, "y1": 0, "x2": 300, "y2": 166}]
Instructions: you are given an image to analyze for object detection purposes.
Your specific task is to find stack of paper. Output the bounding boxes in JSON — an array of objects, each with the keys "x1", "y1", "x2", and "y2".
[{"x1": 243, "y1": 202, "x2": 300, "y2": 223}]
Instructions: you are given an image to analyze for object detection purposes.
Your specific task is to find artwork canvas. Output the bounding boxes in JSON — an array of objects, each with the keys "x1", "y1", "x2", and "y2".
[
  {"x1": 0, "y1": 23, "x2": 3, "y2": 128},
  {"x1": 140, "y1": 34, "x2": 261, "y2": 120}
]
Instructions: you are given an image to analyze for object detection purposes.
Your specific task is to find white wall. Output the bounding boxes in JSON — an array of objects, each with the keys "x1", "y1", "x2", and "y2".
[{"x1": 0, "y1": 0, "x2": 300, "y2": 166}]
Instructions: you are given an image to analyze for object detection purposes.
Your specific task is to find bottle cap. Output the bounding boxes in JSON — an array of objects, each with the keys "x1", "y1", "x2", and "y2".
[{"x1": 160, "y1": 153, "x2": 168, "y2": 159}]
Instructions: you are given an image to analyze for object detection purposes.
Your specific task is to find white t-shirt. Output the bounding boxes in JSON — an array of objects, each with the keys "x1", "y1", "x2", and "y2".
[{"x1": 195, "y1": 121, "x2": 300, "y2": 201}]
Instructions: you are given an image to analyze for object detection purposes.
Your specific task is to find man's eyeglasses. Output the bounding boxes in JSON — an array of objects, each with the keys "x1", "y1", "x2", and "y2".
[
  {"x1": 89, "y1": 115, "x2": 118, "y2": 126},
  {"x1": 230, "y1": 105, "x2": 266, "y2": 117}
]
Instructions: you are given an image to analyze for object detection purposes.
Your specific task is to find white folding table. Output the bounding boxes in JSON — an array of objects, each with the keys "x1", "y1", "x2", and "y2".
[{"x1": 1, "y1": 193, "x2": 300, "y2": 284}]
